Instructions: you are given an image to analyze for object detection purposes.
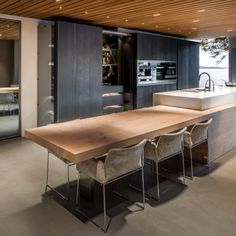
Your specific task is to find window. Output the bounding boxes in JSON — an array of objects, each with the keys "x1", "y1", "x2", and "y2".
[{"x1": 199, "y1": 38, "x2": 229, "y2": 87}]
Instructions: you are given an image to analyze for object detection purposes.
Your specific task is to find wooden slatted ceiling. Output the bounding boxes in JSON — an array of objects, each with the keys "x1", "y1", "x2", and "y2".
[
  {"x1": 0, "y1": 19, "x2": 20, "y2": 40},
  {"x1": 0, "y1": 0, "x2": 236, "y2": 38}
]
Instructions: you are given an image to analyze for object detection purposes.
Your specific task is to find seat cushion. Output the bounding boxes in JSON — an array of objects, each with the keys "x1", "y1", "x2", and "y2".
[
  {"x1": 144, "y1": 141, "x2": 157, "y2": 161},
  {"x1": 184, "y1": 131, "x2": 193, "y2": 148},
  {"x1": 76, "y1": 156, "x2": 106, "y2": 183}
]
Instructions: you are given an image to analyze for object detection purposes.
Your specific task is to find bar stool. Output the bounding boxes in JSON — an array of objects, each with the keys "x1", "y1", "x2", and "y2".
[
  {"x1": 184, "y1": 118, "x2": 213, "y2": 179},
  {"x1": 44, "y1": 120, "x2": 83, "y2": 200},
  {"x1": 144, "y1": 127, "x2": 187, "y2": 200},
  {"x1": 76, "y1": 139, "x2": 146, "y2": 232}
]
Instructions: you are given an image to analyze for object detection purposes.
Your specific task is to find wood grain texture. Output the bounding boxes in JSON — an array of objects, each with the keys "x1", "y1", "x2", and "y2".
[
  {"x1": 177, "y1": 40, "x2": 199, "y2": 89},
  {"x1": 136, "y1": 83, "x2": 177, "y2": 109},
  {"x1": 25, "y1": 102, "x2": 236, "y2": 164},
  {"x1": 0, "y1": 0, "x2": 236, "y2": 38},
  {"x1": 56, "y1": 21, "x2": 102, "y2": 121},
  {"x1": 136, "y1": 33, "x2": 177, "y2": 61},
  {"x1": 0, "y1": 19, "x2": 20, "y2": 40}
]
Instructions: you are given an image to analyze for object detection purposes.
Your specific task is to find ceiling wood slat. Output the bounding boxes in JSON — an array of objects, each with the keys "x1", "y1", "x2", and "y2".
[{"x1": 0, "y1": 0, "x2": 236, "y2": 38}]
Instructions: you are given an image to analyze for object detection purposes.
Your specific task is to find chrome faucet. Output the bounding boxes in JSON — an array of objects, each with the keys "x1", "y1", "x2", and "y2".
[{"x1": 198, "y1": 72, "x2": 215, "y2": 92}]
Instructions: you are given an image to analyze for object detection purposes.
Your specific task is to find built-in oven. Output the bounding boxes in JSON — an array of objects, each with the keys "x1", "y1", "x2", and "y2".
[
  {"x1": 156, "y1": 61, "x2": 176, "y2": 80},
  {"x1": 137, "y1": 60, "x2": 177, "y2": 85},
  {"x1": 137, "y1": 61, "x2": 153, "y2": 84}
]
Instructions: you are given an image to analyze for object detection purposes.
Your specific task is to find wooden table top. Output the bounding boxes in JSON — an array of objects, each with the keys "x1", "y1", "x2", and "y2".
[{"x1": 25, "y1": 103, "x2": 236, "y2": 163}]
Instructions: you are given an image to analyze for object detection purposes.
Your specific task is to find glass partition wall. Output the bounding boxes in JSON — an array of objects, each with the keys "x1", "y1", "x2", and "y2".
[
  {"x1": 38, "y1": 21, "x2": 55, "y2": 126},
  {"x1": 0, "y1": 19, "x2": 20, "y2": 139}
]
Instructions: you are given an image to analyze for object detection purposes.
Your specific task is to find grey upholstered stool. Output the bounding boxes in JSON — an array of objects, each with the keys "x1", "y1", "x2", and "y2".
[
  {"x1": 144, "y1": 127, "x2": 187, "y2": 200},
  {"x1": 76, "y1": 139, "x2": 146, "y2": 232},
  {"x1": 184, "y1": 118, "x2": 213, "y2": 179}
]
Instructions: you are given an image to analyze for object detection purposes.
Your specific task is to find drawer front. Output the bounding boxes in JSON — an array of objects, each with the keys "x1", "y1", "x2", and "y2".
[
  {"x1": 103, "y1": 85, "x2": 124, "y2": 94},
  {"x1": 103, "y1": 94, "x2": 124, "y2": 106}
]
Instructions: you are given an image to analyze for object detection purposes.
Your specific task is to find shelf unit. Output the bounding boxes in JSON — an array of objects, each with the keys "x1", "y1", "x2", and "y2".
[{"x1": 102, "y1": 85, "x2": 124, "y2": 114}]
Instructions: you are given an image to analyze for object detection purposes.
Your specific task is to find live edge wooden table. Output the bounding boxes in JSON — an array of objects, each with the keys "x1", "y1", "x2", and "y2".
[{"x1": 25, "y1": 103, "x2": 236, "y2": 165}]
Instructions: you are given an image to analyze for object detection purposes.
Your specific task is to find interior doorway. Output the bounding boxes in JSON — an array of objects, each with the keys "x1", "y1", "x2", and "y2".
[{"x1": 0, "y1": 19, "x2": 20, "y2": 139}]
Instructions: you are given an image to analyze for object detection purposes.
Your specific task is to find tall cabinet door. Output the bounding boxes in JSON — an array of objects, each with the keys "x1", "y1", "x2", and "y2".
[
  {"x1": 56, "y1": 21, "x2": 102, "y2": 122},
  {"x1": 178, "y1": 40, "x2": 199, "y2": 89}
]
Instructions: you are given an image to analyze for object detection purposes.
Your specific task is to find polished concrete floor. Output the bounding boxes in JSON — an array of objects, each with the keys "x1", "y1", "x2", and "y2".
[{"x1": 0, "y1": 138, "x2": 236, "y2": 236}]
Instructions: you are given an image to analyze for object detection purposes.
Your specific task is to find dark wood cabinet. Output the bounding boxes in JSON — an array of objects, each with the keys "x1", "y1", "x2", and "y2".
[
  {"x1": 136, "y1": 33, "x2": 177, "y2": 61},
  {"x1": 56, "y1": 21, "x2": 102, "y2": 122},
  {"x1": 177, "y1": 40, "x2": 199, "y2": 89},
  {"x1": 136, "y1": 85, "x2": 154, "y2": 108},
  {"x1": 152, "y1": 83, "x2": 177, "y2": 93},
  {"x1": 136, "y1": 83, "x2": 177, "y2": 108},
  {"x1": 54, "y1": 22, "x2": 199, "y2": 117},
  {"x1": 135, "y1": 33, "x2": 178, "y2": 108}
]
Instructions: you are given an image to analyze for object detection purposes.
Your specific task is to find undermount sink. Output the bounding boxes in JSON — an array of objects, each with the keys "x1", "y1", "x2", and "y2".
[{"x1": 153, "y1": 87, "x2": 236, "y2": 110}]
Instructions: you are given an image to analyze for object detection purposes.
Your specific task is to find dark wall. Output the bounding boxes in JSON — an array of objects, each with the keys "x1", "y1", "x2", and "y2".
[
  {"x1": 0, "y1": 40, "x2": 14, "y2": 87},
  {"x1": 56, "y1": 21, "x2": 102, "y2": 122}
]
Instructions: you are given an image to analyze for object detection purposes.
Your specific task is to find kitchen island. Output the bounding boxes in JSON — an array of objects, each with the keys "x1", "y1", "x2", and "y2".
[
  {"x1": 153, "y1": 87, "x2": 236, "y2": 163},
  {"x1": 153, "y1": 87, "x2": 236, "y2": 110}
]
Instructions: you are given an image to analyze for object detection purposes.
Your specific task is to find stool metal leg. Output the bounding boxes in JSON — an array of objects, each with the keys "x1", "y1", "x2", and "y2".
[
  {"x1": 67, "y1": 163, "x2": 70, "y2": 200},
  {"x1": 45, "y1": 151, "x2": 50, "y2": 193},
  {"x1": 155, "y1": 161, "x2": 160, "y2": 200},
  {"x1": 45, "y1": 151, "x2": 70, "y2": 201},
  {"x1": 189, "y1": 147, "x2": 194, "y2": 180},
  {"x1": 76, "y1": 173, "x2": 80, "y2": 206},
  {"x1": 141, "y1": 166, "x2": 145, "y2": 209},
  {"x1": 103, "y1": 183, "x2": 107, "y2": 232},
  {"x1": 182, "y1": 149, "x2": 186, "y2": 184}
]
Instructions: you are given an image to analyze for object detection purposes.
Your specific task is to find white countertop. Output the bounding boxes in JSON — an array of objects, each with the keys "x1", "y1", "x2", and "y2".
[
  {"x1": 158, "y1": 87, "x2": 236, "y2": 99},
  {"x1": 153, "y1": 86, "x2": 236, "y2": 110}
]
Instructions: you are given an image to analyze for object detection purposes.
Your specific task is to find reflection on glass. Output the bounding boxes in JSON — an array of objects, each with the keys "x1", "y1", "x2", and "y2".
[
  {"x1": 0, "y1": 19, "x2": 20, "y2": 139},
  {"x1": 38, "y1": 21, "x2": 55, "y2": 126}
]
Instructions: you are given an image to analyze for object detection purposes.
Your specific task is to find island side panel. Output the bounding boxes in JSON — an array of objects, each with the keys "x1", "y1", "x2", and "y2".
[{"x1": 207, "y1": 105, "x2": 236, "y2": 163}]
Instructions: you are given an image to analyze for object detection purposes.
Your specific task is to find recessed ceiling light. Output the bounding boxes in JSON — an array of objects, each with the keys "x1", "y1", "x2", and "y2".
[
  {"x1": 125, "y1": 19, "x2": 128, "y2": 22},
  {"x1": 106, "y1": 16, "x2": 110, "y2": 19},
  {"x1": 84, "y1": 11, "x2": 88, "y2": 14},
  {"x1": 167, "y1": 27, "x2": 171, "y2": 30},
  {"x1": 56, "y1": 0, "x2": 61, "y2": 2},
  {"x1": 155, "y1": 25, "x2": 159, "y2": 28},
  {"x1": 193, "y1": 19, "x2": 200, "y2": 23},
  {"x1": 153, "y1": 13, "x2": 161, "y2": 17},
  {"x1": 141, "y1": 22, "x2": 145, "y2": 25},
  {"x1": 59, "y1": 5, "x2": 63, "y2": 10},
  {"x1": 178, "y1": 30, "x2": 182, "y2": 32},
  {"x1": 0, "y1": 33, "x2": 2, "y2": 37},
  {"x1": 192, "y1": 27, "x2": 198, "y2": 30},
  {"x1": 227, "y1": 29, "x2": 233, "y2": 32},
  {"x1": 197, "y1": 9, "x2": 206, "y2": 13}
]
